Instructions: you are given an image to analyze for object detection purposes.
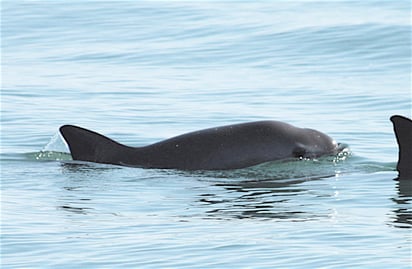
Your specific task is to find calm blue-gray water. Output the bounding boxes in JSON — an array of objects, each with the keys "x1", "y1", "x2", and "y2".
[{"x1": 2, "y1": 1, "x2": 411, "y2": 268}]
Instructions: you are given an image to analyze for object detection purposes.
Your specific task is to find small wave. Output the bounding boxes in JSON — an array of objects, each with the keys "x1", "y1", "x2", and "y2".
[
  {"x1": 29, "y1": 151, "x2": 72, "y2": 161},
  {"x1": 42, "y1": 131, "x2": 70, "y2": 153},
  {"x1": 25, "y1": 131, "x2": 72, "y2": 161}
]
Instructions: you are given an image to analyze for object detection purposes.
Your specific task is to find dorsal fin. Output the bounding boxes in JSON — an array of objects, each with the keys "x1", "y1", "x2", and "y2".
[
  {"x1": 59, "y1": 125, "x2": 132, "y2": 165},
  {"x1": 390, "y1": 115, "x2": 412, "y2": 179}
]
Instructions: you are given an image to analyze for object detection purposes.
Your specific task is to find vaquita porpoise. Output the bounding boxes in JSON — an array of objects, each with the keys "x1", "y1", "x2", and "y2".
[{"x1": 60, "y1": 115, "x2": 411, "y2": 179}]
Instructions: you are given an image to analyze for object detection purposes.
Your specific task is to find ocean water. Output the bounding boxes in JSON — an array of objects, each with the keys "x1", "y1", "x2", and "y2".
[{"x1": 1, "y1": 1, "x2": 411, "y2": 268}]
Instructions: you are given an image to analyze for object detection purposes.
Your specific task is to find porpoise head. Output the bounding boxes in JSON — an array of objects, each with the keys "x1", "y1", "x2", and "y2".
[{"x1": 292, "y1": 128, "x2": 339, "y2": 159}]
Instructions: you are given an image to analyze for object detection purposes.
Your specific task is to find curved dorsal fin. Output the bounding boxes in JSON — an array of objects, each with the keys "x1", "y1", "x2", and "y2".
[
  {"x1": 391, "y1": 115, "x2": 412, "y2": 179},
  {"x1": 59, "y1": 125, "x2": 130, "y2": 165}
]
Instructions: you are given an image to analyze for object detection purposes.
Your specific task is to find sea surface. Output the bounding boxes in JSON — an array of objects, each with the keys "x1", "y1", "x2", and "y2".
[{"x1": 1, "y1": 1, "x2": 411, "y2": 268}]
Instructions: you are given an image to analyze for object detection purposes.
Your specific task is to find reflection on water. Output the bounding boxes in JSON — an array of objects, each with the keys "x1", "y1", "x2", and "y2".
[
  {"x1": 397, "y1": 178, "x2": 412, "y2": 198},
  {"x1": 391, "y1": 179, "x2": 412, "y2": 229},
  {"x1": 57, "y1": 160, "x2": 341, "y2": 222},
  {"x1": 57, "y1": 204, "x2": 92, "y2": 215},
  {"x1": 198, "y1": 175, "x2": 335, "y2": 221},
  {"x1": 189, "y1": 160, "x2": 343, "y2": 221},
  {"x1": 60, "y1": 161, "x2": 121, "y2": 172},
  {"x1": 56, "y1": 159, "x2": 411, "y2": 229},
  {"x1": 57, "y1": 163, "x2": 111, "y2": 217}
]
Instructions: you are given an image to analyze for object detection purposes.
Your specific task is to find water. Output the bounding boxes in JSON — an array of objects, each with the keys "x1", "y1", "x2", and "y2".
[{"x1": 1, "y1": 1, "x2": 411, "y2": 268}]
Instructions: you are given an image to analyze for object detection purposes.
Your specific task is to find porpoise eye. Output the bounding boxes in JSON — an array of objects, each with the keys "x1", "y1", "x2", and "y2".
[{"x1": 292, "y1": 145, "x2": 306, "y2": 158}]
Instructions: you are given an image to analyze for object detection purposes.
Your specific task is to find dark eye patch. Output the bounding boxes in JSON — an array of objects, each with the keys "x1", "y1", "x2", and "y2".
[{"x1": 292, "y1": 145, "x2": 307, "y2": 158}]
